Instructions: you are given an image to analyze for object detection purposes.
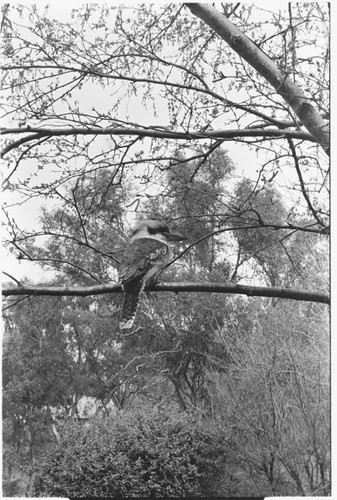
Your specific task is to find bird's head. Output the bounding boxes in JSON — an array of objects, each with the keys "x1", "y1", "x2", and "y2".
[{"x1": 131, "y1": 219, "x2": 187, "y2": 243}]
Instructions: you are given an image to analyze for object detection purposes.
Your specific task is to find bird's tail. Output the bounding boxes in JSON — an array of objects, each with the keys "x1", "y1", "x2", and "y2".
[{"x1": 120, "y1": 292, "x2": 140, "y2": 329}]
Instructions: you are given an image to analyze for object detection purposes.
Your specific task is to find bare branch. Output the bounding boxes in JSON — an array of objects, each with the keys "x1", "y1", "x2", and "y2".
[
  {"x1": 6, "y1": 229, "x2": 120, "y2": 264},
  {"x1": 185, "y1": 3, "x2": 330, "y2": 155},
  {"x1": 169, "y1": 222, "x2": 328, "y2": 269},
  {"x1": 287, "y1": 138, "x2": 327, "y2": 229},
  {"x1": 0, "y1": 126, "x2": 315, "y2": 158},
  {"x1": 0, "y1": 62, "x2": 316, "y2": 129},
  {"x1": 2, "y1": 271, "x2": 22, "y2": 286}
]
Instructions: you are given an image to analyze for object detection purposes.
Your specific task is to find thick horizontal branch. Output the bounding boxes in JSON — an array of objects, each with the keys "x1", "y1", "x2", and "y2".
[
  {"x1": 1, "y1": 125, "x2": 316, "y2": 140},
  {"x1": 1, "y1": 126, "x2": 315, "y2": 157},
  {"x1": 2, "y1": 282, "x2": 329, "y2": 304}
]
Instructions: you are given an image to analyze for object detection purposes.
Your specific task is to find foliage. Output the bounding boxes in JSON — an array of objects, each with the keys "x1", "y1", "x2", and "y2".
[
  {"x1": 3, "y1": 296, "x2": 75, "y2": 412},
  {"x1": 34, "y1": 406, "x2": 227, "y2": 497},
  {"x1": 149, "y1": 148, "x2": 235, "y2": 271},
  {"x1": 229, "y1": 178, "x2": 328, "y2": 286}
]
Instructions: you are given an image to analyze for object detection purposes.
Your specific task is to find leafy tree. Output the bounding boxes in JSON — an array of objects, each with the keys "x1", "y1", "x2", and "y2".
[
  {"x1": 228, "y1": 178, "x2": 327, "y2": 287},
  {"x1": 10, "y1": 169, "x2": 126, "y2": 286},
  {"x1": 2, "y1": 295, "x2": 76, "y2": 494},
  {"x1": 149, "y1": 148, "x2": 235, "y2": 272},
  {"x1": 3, "y1": 296, "x2": 75, "y2": 418}
]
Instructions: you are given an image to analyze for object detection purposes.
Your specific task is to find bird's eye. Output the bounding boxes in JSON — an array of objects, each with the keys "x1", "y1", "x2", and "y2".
[
  {"x1": 148, "y1": 226, "x2": 167, "y2": 235},
  {"x1": 145, "y1": 221, "x2": 170, "y2": 235}
]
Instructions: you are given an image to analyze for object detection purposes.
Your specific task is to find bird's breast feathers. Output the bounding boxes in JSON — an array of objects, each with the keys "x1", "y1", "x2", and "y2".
[{"x1": 119, "y1": 238, "x2": 169, "y2": 282}]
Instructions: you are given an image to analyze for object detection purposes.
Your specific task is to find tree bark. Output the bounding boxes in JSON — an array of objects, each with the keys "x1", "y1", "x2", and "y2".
[
  {"x1": 2, "y1": 282, "x2": 329, "y2": 304},
  {"x1": 186, "y1": 3, "x2": 330, "y2": 155}
]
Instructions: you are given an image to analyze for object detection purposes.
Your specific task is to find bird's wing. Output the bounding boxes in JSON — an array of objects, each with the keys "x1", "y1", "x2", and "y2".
[{"x1": 119, "y1": 238, "x2": 169, "y2": 283}]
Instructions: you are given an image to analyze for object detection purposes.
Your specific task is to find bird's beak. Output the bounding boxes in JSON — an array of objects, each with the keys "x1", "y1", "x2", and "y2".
[{"x1": 166, "y1": 232, "x2": 187, "y2": 242}]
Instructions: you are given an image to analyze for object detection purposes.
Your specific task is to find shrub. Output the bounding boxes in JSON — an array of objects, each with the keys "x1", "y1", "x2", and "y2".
[{"x1": 34, "y1": 406, "x2": 227, "y2": 497}]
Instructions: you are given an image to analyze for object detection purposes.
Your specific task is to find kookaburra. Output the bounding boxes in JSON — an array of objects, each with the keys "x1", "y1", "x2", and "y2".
[{"x1": 119, "y1": 219, "x2": 186, "y2": 329}]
